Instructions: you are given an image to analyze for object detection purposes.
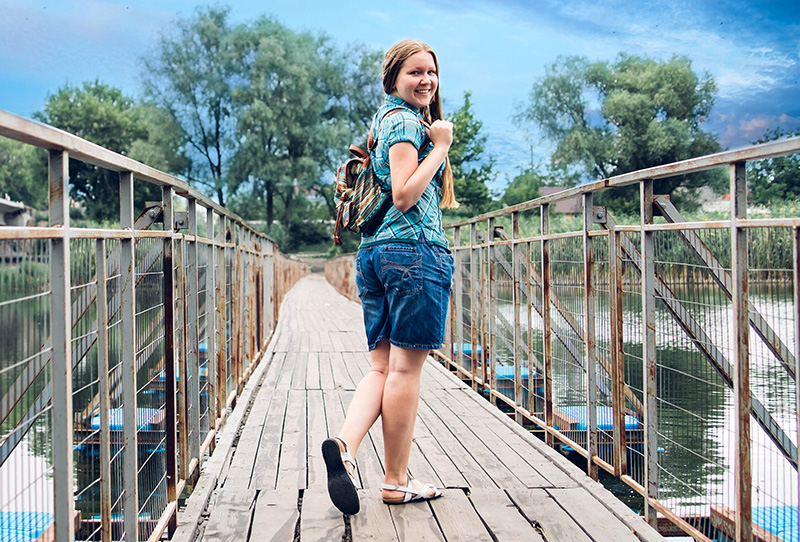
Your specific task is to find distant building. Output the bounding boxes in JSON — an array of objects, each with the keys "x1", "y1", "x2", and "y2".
[
  {"x1": 540, "y1": 186, "x2": 582, "y2": 216},
  {"x1": 0, "y1": 195, "x2": 33, "y2": 227}
]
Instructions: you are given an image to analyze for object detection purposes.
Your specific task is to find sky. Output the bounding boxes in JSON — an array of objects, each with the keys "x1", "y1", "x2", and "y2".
[{"x1": 1, "y1": 0, "x2": 798, "y2": 190}]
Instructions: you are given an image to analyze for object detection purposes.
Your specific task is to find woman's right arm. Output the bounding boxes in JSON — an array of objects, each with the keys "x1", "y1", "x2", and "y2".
[{"x1": 389, "y1": 120, "x2": 453, "y2": 213}]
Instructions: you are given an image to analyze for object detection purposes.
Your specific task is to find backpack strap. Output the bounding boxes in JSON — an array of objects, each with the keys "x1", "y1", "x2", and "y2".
[{"x1": 367, "y1": 107, "x2": 426, "y2": 151}]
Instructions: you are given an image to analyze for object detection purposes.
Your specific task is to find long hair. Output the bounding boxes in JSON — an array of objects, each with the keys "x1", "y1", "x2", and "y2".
[{"x1": 382, "y1": 40, "x2": 458, "y2": 209}]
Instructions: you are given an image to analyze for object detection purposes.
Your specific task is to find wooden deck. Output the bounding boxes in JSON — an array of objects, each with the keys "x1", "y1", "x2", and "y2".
[{"x1": 173, "y1": 274, "x2": 666, "y2": 542}]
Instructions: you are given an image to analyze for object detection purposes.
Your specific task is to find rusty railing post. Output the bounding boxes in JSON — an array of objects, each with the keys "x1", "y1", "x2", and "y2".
[
  {"x1": 794, "y1": 226, "x2": 800, "y2": 534},
  {"x1": 731, "y1": 162, "x2": 752, "y2": 541},
  {"x1": 453, "y1": 226, "x2": 464, "y2": 375},
  {"x1": 470, "y1": 223, "x2": 479, "y2": 390},
  {"x1": 120, "y1": 170, "x2": 139, "y2": 541},
  {"x1": 49, "y1": 149, "x2": 75, "y2": 541},
  {"x1": 583, "y1": 193, "x2": 598, "y2": 480},
  {"x1": 95, "y1": 239, "x2": 112, "y2": 542},
  {"x1": 640, "y1": 178, "x2": 658, "y2": 527},
  {"x1": 608, "y1": 223, "x2": 628, "y2": 477},
  {"x1": 186, "y1": 198, "x2": 201, "y2": 469},
  {"x1": 512, "y1": 212, "x2": 523, "y2": 424},
  {"x1": 488, "y1": 217, "x2": 497, "y2": 405},
  {"x1": 541, "y1": 203, "x2": 554, "y2": 447},
  {"x1": 205, "y1": 207, "x2": 217, "y2": 452}
]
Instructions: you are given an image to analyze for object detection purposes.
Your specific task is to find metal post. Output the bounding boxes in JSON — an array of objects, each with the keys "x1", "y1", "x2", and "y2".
[
  {"x1": 541, "y1": 204, "x2": 554, "y2": 447},
  {"x1": 527, "y1": 241, "x2": 535, "y2": 418},
  {"x1": 162, "y1": 186, "x2": 178, "y2": 507},
  {"x1": 175, "y1": 208, "x2": 189, "y2": 479},
  {"x1": 49, "y1": 149, "x2": 75, "y2": 541},
  {"x1": 512, "y1": 212, "x2": 523, "y2": 424},
  {"x1": 608, "y1": 226, "x2": 628, "y2": 477},
  {"x1": 120, "y1": 171, "x2": 139, "y2": 541},
  {"x1": 488, "y1": 217, "x2": 496, "y2": 405},
  {"x1": 95, "y1": 239, "x2": 112, "y2": 542},
  {"x1": 453, "y1": 227, "x2": 464, "y2": 374},
  {"x1": 583, "y1": 193, "x2": 598, "y2": 480},
  {"x1": 470, "y1": 223, "x2": 479, "y2": 390},
  {"x1": 640, "y1": 179, "x2": 658, "y2": 526},
  {"x1": 205, "y1": 208, "x2": 217, "y2": 441},
  {"x1": 186, "y1": 199, "x2": 201, "y2": 465},
  {"x1": 731, "y1": 162, "x2": 752, "y2": 542},
  {"x1": 794, "y1": 226, "x2": 800, "y2": 534}
]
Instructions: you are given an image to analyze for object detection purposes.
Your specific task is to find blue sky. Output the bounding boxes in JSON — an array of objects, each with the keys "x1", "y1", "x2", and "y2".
[{"x1": 1, "y1": 0, "x2": 798, "y2": 189}]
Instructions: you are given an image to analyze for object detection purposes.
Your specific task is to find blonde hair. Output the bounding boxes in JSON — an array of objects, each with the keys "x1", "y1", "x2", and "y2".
[{"x1": 382, "y1": 40, "x2": 458, "y2": 209}]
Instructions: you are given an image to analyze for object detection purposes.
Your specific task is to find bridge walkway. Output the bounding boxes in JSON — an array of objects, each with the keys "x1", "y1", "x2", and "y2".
[{"x1": 174, "y1": 274, "x2": 665, "y2": 542}]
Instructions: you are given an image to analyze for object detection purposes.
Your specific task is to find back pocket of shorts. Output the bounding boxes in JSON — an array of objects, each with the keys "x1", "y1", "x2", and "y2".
[{"x1": 379, "y1": 246, "x2": 422, "y2": 296}]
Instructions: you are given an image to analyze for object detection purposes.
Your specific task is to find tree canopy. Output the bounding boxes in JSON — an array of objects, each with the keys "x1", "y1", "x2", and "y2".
[
  {"x1": 748, "y1": 128, "x2": 800, "y2": 206},
  {"x1": 515, "y1": 54, "x2": 726, "y2": 214},
  {"x1": 448, "y1": 92, "x2": 494, "y2": 215}
]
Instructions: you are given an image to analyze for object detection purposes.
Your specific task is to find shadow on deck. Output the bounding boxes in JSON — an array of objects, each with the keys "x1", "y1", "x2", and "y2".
[{"x1": 173, "y1": 274, "x2": 665, "y2": 542}]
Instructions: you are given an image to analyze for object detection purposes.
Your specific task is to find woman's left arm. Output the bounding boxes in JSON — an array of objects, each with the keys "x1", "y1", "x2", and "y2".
[{"x1": 389, "y1": 119, "x2": 453, "y2": 213}]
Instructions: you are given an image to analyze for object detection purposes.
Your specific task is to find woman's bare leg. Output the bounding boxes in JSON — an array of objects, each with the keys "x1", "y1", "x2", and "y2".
[
  {"x1": 380, "y1": 346, "x2": 437, "y2": 498},
  {"x1": 338, "y1": 340, "x2": 390, "y2": 459}
]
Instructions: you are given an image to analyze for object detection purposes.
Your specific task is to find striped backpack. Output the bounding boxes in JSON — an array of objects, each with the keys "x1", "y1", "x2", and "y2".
[{"x1": 333, "y1": 109, "x2": 424, "y2": 245}]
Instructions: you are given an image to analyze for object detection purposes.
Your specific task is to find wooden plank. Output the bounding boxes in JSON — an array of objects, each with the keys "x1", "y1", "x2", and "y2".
[
  {"x1": 506, "y1": 488, "x2": 592, "y2": 542},
  {"x1": 276, "y1": 389, "x2": 308, "y2": 490},
  {"x1": 422, "y1": 389, "x2": 521, "y2": 488},
  {"x1": 415, "y1": 393, "x2": 496, "y2": 489},
  {"x1": 468, "y1": 488, "x2": 545, "y2": 541},
  {"x1": 290, "y1": 351, "x2": 308, "y2": 390},
  {"x1": 438, "y1": 389, "x2": 554, "y2": 488},
  {"x1": 248, "y1": 488, "x2": 299, "y2": 541},
  {"x1": 319, "y1": 331, "x2": 334, "y2": 353},
  {"x1": 250, "y1": 389, "x2": 289, "y2": 490},
  {"x1": 453, "y1": 387, "x2": 581, "y2": 488},
  {"x1": 349, "y1": 488, "x2": 400, "y2": 541},
  {"x1": 547, "y1": 487, "x2": 641, "y2": 541},
  {"x1": 329, "y1": 351, "x2": 356, "y2": 390},
  {"x1": 412, "y1": 401, "x2": 469, "y2": 488},
  {"x1": 299, "y1": 487, "x2": 346, "y2": 540},
  {"x1": 306, "y1": 389, "x2": 328, "y2": 489},
  {"x1": 202, "y1": 487, "x2": 255, "y2": 541},
  {"x1": 389, "y1": 500, "x2": 446, "y2": 542},
  {"x1": 306, "y1": 351, "x2": 321, "y2": 390},
  {"x1": 275, "y1": 352, "x2": 296, "y2": 390},
  {"x1": 429, "y1": 489, "x2": 493, "y2": 541},
  {"x1": 318, "y1": 352, "x2": 335, "y2": 390}
]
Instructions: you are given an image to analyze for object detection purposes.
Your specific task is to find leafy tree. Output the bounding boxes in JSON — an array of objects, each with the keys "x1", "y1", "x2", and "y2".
[
  {"x1": 748, "y1": 128, "x2": 800, "y2": 205},
  {"x1": 227, "y1": 17, "x2": 382, "y2": 237},
  {"x1": 128, "y1": 104, "x2": 191, "y2": 177},
  {"x1": 448, "y1": 92, "x2": 494, "y2": 215},
  {"x1": 500, "y1": 167, "x2": 546, "y2": 207},
  {"x1": 141, "y1": 5, "x2": 239, "y2": 205},
  {"x1": 515, "y1": 54, "x2": 725, "y2": 214},
  {"x1": 34, "y1": 80, "x2": 156, "y2": 222},
  {"x1": 0, "y1": 139, "x2": 47, "y2": 211}
]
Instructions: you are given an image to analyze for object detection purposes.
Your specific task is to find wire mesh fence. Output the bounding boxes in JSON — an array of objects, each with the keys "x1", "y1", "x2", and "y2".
[
  {"x1": 0, "y1": 111, "x2": 308, "y2": 541},
  {"x1": 439, "y1": 139, "x2": 800, "y2": 541}
]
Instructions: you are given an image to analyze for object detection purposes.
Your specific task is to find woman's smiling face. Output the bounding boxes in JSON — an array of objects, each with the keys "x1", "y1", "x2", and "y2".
[{"x1": 391, "y1": 51, "x2": 438, "y2": 110}]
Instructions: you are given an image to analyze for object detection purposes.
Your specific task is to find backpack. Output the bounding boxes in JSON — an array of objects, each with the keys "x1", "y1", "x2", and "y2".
[{"x1": 333, "y1": 108, "x2": 423, "y2": 245}]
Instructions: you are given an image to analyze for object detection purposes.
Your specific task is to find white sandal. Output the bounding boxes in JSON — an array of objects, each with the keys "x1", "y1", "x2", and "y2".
[{"x1": 381, "y1": 472, "x2": 442, "y2": 505}]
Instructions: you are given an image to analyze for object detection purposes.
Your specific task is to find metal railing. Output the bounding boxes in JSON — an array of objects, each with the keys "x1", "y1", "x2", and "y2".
[
  {"x1": 436, "y1": 138, "x2": 799, "y2": 542},
  {"x1": 0, "y1": 110, "x2": 308, "y2": 541}
]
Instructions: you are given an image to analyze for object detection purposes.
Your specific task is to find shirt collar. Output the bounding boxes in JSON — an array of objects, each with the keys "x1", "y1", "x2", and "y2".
[{"x1": 385, "y1": 94, "x2": 424, "y2": 119}]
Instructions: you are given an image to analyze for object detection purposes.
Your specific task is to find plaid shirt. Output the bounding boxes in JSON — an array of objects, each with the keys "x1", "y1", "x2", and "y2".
[{"x1": 360, "y1": 94, "x2": 448, "y2": 250}]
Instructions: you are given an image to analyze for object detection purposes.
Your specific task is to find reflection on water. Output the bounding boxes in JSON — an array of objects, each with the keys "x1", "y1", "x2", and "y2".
[{"x1": 489, "y1": 285, "x2": 797, "y2": 519}]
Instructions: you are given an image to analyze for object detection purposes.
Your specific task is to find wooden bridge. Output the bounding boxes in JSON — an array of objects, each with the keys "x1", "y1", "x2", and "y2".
[{"x1": 172, "y1": 274, "x2": 665, "y2": 541}]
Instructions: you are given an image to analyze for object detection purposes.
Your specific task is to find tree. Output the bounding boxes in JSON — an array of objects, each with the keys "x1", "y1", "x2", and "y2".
[
  {"x1": 748, "y1": 128, "x2": 800, "y2": 205},
  {"x1": 500, "y1": 167, "x2": 545, "y2": 207},
  {"x1": 33, "y1": 80, "x2": 156, "y2": 222},
  {"x1": 515, "y1": 54, "x2": 725, "y2": 214},
  {"x1": 227, "y1": 17, "x2": 382, "y2": 236},
  {"x1": 0, "y1": 139, "x2": 47, "y2": 211},
  {"x1": 448, "y1": 92, "x2": 494, "y2": 214},
  {"x1": 141, "y1": 5, "x2": 239, "y2": 205}
]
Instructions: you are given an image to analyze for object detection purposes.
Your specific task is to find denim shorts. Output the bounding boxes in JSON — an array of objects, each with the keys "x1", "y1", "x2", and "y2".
[{"x1": 356, "y1": 241, "x2": 454, "y2": 351}]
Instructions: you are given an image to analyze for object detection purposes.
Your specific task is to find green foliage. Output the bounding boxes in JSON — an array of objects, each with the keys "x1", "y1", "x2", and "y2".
[
  {"x1": 0, "y1": 139, "x2": 47, "y2": 210},
  {"x1": 448, "y1": 92, "x2": 493, "y2": 214},
  {"x1": 33, "y1": 80, "x2": 159, "y2": 222},
  {"x1": 747, "y1": 128, "x2": 800, "y2": 205},
  {"x1": 141, "y1": 5, "x2": 239, "y2": 205},
  {"x1": 500, "y1": 167, "x2": 545, "y2": 207},
  {"x1": 515, "y1": 54, "x2": 726, "y2": 215}
]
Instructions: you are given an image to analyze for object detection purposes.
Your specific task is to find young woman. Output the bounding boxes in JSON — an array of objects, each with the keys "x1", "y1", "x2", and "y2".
[{"x1": 322, "y1": 39, "x2": 458, "y2": 515}]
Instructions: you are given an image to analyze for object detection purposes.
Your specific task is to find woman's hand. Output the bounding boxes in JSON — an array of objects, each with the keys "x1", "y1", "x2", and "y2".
[{"x1": 425, "y1": 119, "x2": 453, "y2": 150}]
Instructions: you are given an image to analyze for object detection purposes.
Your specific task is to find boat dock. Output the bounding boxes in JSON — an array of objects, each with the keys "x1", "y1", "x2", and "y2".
[{"x1": 173, "y1": 274, "x2": 665, "y2": 542}]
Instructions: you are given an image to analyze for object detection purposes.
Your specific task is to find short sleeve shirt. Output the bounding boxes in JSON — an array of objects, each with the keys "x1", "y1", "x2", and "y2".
[{"x1": 359, "y1": 94, "x2": 448, "y2": 249}]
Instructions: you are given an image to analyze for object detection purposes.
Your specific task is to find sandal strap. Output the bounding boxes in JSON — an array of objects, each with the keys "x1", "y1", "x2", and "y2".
[{"x1": 333, "y1": 437, "x2": 358, "y2": 485}]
